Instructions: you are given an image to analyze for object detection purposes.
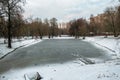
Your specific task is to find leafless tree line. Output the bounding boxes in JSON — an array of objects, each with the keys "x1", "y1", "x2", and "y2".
[
  {"x1": 0, "y1": 0, "x2": 120, "y2": 48},
  {"x1": 68, "y1": 3, "x2": 120, "y2": 38},
  {"x1": 0, "y1": 0, "x2": 60, "y2": 48}
]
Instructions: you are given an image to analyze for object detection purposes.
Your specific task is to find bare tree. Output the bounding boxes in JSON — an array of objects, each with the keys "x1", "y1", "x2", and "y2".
[
  {"x1": 50, "y1": 18, "x2": 58, "y2": 38},
  {"x1": 105, "y1": 7, "x2": 118, "y2": 37},
  {"x1": 116, "y1": 6, "x2": 120, "y2": 35},
  {"x1": 44, "y1": 18, "x2": 50, "y2": 38},
  {"x1": 0, "y1": 0, "x2": 25, "y2": 48},
  {"x1": 68, "y1": 18, "x2": 88, "y2": 39}
]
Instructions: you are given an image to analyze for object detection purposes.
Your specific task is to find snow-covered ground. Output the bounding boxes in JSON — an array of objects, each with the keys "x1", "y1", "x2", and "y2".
[
  {"x1": 1, "y1": 59, "x2": 120, "y2": 80},
  {"x1": 52, "y1": 35, "x2": 74, "y2": 39},
  {"x1": 0, "y1": 36, "x2": 120, "y2": 80},
  {"x1": 84, "y1": 36, "x2": 120, "y2": 59},
  {"x1": 0, "y1": 38, "x2": 42, "y2": 59},
  {"x1": 42, "y1": 35, "x2": 74, "y2": 40}
]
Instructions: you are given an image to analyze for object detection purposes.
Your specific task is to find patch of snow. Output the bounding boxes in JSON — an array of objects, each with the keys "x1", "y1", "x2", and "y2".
[
  {"x1": 83, "y1": 36, "x2": 120, "y2": 59},
  {"x1": 1, "y1": 60, "x2": 120, "y2": 80},
  {"x1": 53, "y1": 36, "x2": 74, "y2": 39},
  {"x1": 0, "y1": 38, "x2": 5, "y2": 44},
  {"x1": 42, "y1": 35, "x2": 74, "y2": 40},
  {"x1": 0, "y1": 38, "x2": 42, "y2": 59}
]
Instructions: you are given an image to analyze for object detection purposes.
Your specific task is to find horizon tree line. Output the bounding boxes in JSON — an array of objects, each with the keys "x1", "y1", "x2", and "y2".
[
  {"x1": 67, "y1": 2, "x2": 120, "y2": 38},
  {"x1": 0, "y1": 0, "x2": 120, "y2": 48}
]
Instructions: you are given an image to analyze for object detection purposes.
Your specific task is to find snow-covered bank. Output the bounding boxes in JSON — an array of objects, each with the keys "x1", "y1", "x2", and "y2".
[
  {"x1": 84, "y1": 36, "x2": 120, "y2": 59},
  {"x1": 53, "y1": 35, "x2": 74, "y2": 39},
  {"x1": 42, "y1": 36, "x2": 74, "y2": 40},
  {"x1": 1, "y1": 59, "x2": 120, "y2": 80},
  {"x1": 0, "y1": 38, "x2": 42, "y2": 59}
]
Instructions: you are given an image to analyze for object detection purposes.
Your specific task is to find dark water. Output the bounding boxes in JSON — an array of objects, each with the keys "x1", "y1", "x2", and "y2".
[{"x1": 0, "y1": 39, "x2": 111, "y2": 74}]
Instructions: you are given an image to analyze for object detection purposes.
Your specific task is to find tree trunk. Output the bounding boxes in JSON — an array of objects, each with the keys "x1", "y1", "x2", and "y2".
[
  {"x1": 8, "y1": 2, "x2": 12, "y2": 48},
  {"x1": 112, "y1": 21, "x2": 117, "y2": 37}
]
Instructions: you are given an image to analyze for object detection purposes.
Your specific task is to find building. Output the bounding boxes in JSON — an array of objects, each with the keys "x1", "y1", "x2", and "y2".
[{"x1": 58, "y1": 22, "x2": 67, "y2": 29}]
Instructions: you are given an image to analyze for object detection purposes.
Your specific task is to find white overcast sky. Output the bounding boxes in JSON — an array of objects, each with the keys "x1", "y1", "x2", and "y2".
[{"x1": 23, "y1": 0, "x2": 119, "y2": 22}]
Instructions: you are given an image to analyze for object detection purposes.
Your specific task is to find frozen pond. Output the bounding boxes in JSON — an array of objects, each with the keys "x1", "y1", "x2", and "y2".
[{"x1": 0, "y1": 39, "x2": 111, "y2": 74}]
